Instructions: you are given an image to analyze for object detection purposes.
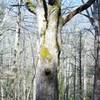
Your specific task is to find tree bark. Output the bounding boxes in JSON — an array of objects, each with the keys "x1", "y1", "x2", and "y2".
[
  {"x1": 35, "y1": 0, "x2": 61, "y2": 100},
  {"x1": 93, "y1": 0, "x2": 100, "y2": 100}
]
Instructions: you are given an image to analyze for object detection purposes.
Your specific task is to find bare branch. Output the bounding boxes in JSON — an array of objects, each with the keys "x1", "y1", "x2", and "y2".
[
  {"x1": 80, "y1": 13, "x2": 94, "y2": 22},
  {"x1": 81, "y1": 0, "x2": 94, "y2": 25},
  {"x1": 63, "y1": 0, "x2": 95, "y2": 26}
]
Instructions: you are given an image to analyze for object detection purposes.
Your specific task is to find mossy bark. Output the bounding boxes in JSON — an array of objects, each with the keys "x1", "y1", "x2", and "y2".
[{"x1": 36, "y1": 0, "x2": 61, "y2": 100}]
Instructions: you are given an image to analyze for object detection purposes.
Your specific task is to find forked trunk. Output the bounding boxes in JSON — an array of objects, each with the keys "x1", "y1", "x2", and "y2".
[{"x1": 35, "y1": 0, "x2": 61, "y2": 100}]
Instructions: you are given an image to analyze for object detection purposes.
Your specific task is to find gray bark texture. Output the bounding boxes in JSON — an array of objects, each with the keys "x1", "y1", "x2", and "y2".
[
  {"x1": 36, "y1": 62, "x2": 58, "y2": 100},
  {"x1": 93, "y1": 0, "x2": 100, "y2": 100}
]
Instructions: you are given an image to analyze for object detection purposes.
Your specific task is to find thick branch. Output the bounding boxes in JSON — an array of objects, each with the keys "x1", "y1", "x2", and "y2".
[
  {"x1": 63, "y1": 0, "x2": 95, "y2": 25},
  {"x1": 81, "y1": 0, "x2": 94, "y2": 25}
]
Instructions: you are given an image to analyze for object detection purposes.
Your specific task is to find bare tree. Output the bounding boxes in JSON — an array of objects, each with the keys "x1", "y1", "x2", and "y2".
[{"x1": 25, "y1": 0, "x2": 95, "y2": 99}]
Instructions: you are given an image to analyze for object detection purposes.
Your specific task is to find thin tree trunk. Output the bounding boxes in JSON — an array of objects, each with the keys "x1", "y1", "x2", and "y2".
[
  {"x1": 13, "y1": 0, "x2": 22, "y2": 100},
  {"x1": 83, "y1": 55, "x2": 87, "y2": 100},
  {"x1": 73, "y1": 55, "x2": 76, "y2": 100},
  {"x1": 22, "y1": 30, "x2": 26, "y2": 100},
  {"x1": 0, "y1": 47, "x2": 4, "y2": 100},
  {"x1": 79, "y1": 31, "x2": 83, "y2": 100},
  {"x1": 64, "y1": 59, "x2": 71, "y2": 100}
]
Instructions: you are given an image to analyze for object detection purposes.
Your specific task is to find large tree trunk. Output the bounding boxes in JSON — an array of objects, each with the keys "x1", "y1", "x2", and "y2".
[
  {"x1": 35, "y1": 0, "x2": 61, "y2": 100},
  {"x1": 93, "y1": 0, "x2": 100, "y2": 100}
]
